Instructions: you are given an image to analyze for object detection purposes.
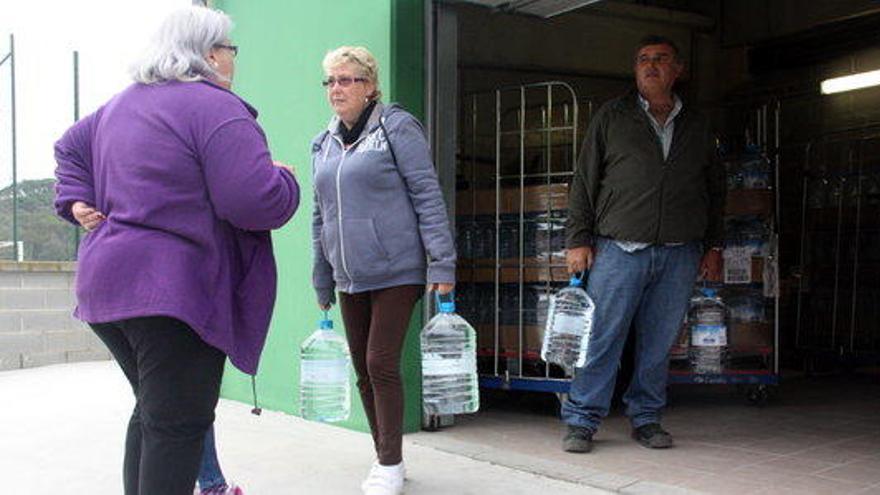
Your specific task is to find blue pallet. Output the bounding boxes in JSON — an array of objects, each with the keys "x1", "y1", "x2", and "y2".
[
  {"x1": 479, "y1": 376, "x2": 571, "y2": 393},
  {"x1": 480, "y1": 372, "x2": 778, "y2": 393},
  {"x1": 668, "y1": 373, "x2": 779, "y2": 385}
]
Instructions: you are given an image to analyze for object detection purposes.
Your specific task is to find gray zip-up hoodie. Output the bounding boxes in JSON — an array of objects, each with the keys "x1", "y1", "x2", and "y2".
[{"x1": 311, "y1": 102, "x2": 456, "y2": 306}]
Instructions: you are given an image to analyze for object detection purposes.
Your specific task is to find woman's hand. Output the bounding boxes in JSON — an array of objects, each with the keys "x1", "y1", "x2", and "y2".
[
  {"x1": 428, "y1": 283, "x2": 455, "y2": 295},
  {"x1": 273, "y1": 160, "x2": 295, "y2": 176},
  {"x1": 71, "y1": 201, "x2": 106, "y2": 231}
]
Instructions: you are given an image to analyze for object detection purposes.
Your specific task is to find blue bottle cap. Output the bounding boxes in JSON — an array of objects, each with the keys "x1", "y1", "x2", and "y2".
[
  {"x1": 569, "y1": 276, "x2": 583, "y2": 287},
  {"x1": 700, "y1": 288, "x2": 717, "y2": 298},
  {"x1": 319, "y1": 319, "x2": 333, "y2": 330},
  {"x1": 439, "y1": 301, "x2": 456, "y2": 313}
]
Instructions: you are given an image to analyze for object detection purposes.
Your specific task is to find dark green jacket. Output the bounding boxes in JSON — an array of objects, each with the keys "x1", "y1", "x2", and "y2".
[{"x1": 566, "y1": 90, "x2": 726, "y2": 249}]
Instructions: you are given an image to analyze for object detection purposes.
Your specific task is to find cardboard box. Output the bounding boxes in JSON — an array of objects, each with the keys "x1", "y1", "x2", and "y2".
[
  {"x1": 475, "y1": 324, "x2": 544, "y2": 354},
  {"x1": 457, "y1": 261, "x2": 569, "y2": 284},
  {"x1": 751, "y1": 256, "x2": 765, "y2": 282},
  {"x1": 725, "y1": 189, "x2": 773, "y2": 216},
  {"x1": 506, "y1": 184, "x2": 569, "y2": 214},
  {"x1": 457, "y1": 184, "x2": 569, "y2": 216},
  {"x1": 476, "y1": 324, "x2": 496, "y2": 350},
  {"x1": 728, "y1": 321, "x2": 773, "y2": 348},
  {"x1": 499, "y1": 325, "x2": 544, "y2": 353},
  {"x1": 456, "y1": 189, "x2": 498, "y2": 217}
]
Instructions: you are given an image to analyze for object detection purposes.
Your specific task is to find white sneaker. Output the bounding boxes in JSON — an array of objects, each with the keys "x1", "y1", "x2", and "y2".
[{"x1": 361, "y1": 461, "x2": 405, "y2": 495}]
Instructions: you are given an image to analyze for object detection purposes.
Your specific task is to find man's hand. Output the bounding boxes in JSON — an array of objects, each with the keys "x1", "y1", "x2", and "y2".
[
  {"x1": 566, "y1": 246, "x2": 595, "y2": 274},
  {"x1": 71, "y1": 201, "x2": 105, "y2": 231},
  {"x1": 318, "y1": 302, "x2": 332, "y2": 311},
  {"x1": 699, "y1": 248, "x2": 723, "y2": 282},
  {"x1": 428, "y1": 283, "x2": 455, "y2": 295}
]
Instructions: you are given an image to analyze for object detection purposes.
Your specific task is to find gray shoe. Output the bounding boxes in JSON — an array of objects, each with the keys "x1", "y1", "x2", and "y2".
[
  {"x1": 562, "y1": 425, "x2": 593, "y2": 453},
  {"x1": 632, "y1": 423, "x2": 673, "y2": 449}
]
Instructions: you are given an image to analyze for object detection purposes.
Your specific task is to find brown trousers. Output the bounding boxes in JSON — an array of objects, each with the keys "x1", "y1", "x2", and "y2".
[{"x1": 338, "y1": 285, "x2": 423, "y2": 465}]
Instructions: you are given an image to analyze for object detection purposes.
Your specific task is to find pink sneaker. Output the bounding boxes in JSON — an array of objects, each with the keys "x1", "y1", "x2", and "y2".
[{"x1": 195, "y1": 483, "x2": 243, "y2": 495}]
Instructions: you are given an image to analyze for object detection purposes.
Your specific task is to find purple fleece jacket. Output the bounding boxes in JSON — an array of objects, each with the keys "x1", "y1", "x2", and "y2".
[{"x1": 54, "y1": 80, "x2": 300, "y2": 374}]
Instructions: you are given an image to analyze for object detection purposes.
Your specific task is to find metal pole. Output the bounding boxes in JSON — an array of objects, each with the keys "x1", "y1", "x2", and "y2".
[
  {"x1": 544, "y1": 85, "x2": 552, "y2": 380},
  {"x1": 773, "y1": 101, "x2": 780, "y2": 375},
  {"x1": 518, "y1": 86, "x2": 525, "y2": 378},
  {"x1": 494, "y1": 89, "x2": 501, "y2": 379},
  {"x1": 10, "y1": 34, "x2": 18, "y2": 262},
  {"x1": 849, "y1": 142, "x2": 862, "y2": 353},
  {"x1": 795, "y1": 148, "x2": 810, "y2": 350},
  {"x1": 831, "y1": 175, "x2": 843, "y2": 352},
  {"x1": 73, "y1": 51, "x2": 81, "y2": 258}
]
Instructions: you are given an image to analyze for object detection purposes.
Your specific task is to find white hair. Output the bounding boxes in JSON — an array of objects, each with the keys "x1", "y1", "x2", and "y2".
[{"x1": 130, "y1": 6, "x2": 232, "y2": 84}]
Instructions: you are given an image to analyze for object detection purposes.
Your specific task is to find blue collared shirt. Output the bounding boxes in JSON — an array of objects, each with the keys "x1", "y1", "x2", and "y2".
[{"x1": 638, "y1": 93, "x2": 682, "y2": 160}]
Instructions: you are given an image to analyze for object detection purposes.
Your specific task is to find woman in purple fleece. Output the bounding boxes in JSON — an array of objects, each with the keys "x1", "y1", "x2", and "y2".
[
  {"x1": 53, "y1": 6, "x2": 299, "y2": 495},
  {"x1": 311, "y1": 46, "x2": 457, "y2": 495}
]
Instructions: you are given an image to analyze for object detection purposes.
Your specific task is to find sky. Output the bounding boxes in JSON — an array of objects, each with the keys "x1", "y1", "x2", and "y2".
[{"x1": 0, "y1": 0, "x2": 189, "y2": 187}]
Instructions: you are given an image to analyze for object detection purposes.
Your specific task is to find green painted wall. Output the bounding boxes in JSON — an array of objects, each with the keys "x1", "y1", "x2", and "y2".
[{"x1": 214, "y1": 0, "x2": 426, "y2": 434}]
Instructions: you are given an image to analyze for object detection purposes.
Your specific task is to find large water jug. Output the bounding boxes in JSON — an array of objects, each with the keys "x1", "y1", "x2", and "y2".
[
  {"x1": 421, "y1": 293, "x2": 479, "y2": 416},
  {"x1": 689, "y1": 288, "x2": 728, "y2": 374},
  {"x1": 300, "y1": 313, "x2": 351, "y2": 422},
  {"x1": 541, "y1": 274, "x2": 595, "y2": 371}
]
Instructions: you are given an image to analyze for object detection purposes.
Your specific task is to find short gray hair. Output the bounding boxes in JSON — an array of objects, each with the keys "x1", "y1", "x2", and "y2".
[
  {"x1": 635, "y1": 34, "x2": 682, "y2": 63},
  {"x1": 322, "y1": 46, "x2": 382, "y2": 101},
  {"x1": 131, "y1": 6, "x2": 232, "y2": 84}
]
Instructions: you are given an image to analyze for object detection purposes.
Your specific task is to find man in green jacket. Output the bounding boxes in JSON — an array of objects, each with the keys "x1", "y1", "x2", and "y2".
[{"x1": 561, "y1": 35, "x2": 726, "y2": 453}]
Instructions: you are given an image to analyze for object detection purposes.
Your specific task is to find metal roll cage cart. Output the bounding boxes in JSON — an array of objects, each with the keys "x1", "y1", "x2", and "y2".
[
  {"x1": 458, "y1": 82, "x2": 582, "y2": 400},
  {"x1": 457, "y1": 87, "x2": 780, "y2": 407}
]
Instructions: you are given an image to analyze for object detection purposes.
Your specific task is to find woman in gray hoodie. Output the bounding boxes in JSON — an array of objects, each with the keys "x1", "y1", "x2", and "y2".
[{"x1": 310, "y1": 46, "x2": 456, "y2": 495}]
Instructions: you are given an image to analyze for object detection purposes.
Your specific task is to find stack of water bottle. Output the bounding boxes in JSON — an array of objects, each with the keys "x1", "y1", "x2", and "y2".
[
  {"x1": 421, "y1": 293, "x2": 480, "y2": 416},
  {"x1": 688, "y1": 288, "x2": 728, "y2": 374},
  {"x1": 541, "y1": 274, "x2": 595, "y2": 373}
]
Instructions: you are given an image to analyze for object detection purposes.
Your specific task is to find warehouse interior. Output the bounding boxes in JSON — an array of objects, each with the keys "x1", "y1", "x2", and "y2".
[{"x1": 419, "y1": 1, "x2": 880, "y2": 492}]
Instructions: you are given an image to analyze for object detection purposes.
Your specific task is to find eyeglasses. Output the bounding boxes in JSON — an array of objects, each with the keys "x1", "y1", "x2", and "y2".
[
  {"x1": 636, "y1": 53, "x2": 675, "y2": 66},
  {"x1": 214, "y1": 44, "x2": 239, "y2": 57},
  {"x1": 322, "y1": 76, "x2": 367, "y2": 88}
]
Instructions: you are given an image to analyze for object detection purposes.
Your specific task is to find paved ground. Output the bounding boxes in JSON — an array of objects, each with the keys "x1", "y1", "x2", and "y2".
[
  {"x1": 5, "y1": 361, "x2": 879, "y2": 494},
  {"x1": 0, "y1": 361, "x2": 607, "y2": 494},
  {"x1": 411, "y1": 374, "x2": 880, "y2": 495}
]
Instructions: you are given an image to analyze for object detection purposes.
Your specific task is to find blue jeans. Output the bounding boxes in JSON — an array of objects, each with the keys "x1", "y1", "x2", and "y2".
[
  {"x1": 561, "y1": 238, "x2": 701, "y2": 432},
  {"x1": 198, "y1": 425, "x2": 227, "y2": 491}
]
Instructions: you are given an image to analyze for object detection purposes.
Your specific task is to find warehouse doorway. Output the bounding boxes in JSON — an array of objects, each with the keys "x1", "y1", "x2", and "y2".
[{"x1": 420, "y1": 1, "x2": 880, "y2": 492}]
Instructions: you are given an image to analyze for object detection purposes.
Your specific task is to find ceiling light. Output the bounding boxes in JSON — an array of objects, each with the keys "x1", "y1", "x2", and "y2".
[{"x1": 821, "y1": 69, "x2": 880, "y2": 95}]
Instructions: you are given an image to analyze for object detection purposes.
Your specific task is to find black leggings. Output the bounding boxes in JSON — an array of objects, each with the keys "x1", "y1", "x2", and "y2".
[{"x1": 91, "y1": 316, "x2": 226, "y2": 495}]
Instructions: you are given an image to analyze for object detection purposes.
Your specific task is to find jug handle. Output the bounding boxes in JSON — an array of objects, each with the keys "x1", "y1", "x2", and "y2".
[{"x1": 434, "y1": 290, "x2": 455, "y2": 310}]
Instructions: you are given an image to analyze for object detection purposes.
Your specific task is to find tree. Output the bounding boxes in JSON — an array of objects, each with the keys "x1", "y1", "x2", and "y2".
[{"x1": 0, "y1": 179, "x2": 80, "y2": 261}]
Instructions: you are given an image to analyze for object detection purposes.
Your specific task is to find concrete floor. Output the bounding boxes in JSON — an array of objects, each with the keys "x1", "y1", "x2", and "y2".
[
  {"x1": 410, "y1": 374, "x2": 880, "y2": 494},
  {"x1": 0, "y1": 361, "x2": 607, "y2": 495},
  {"x1": 4, "y1": 361, "x2": 879, "y2": 494}
]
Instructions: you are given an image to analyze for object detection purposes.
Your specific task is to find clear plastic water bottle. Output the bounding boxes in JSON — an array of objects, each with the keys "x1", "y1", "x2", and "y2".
[
  {"x1": 689, "y1": 288, "x2": 728, "y2": 374},
  {"x1": 541, "y1": 274, "x2": 595, "y2": 371},
  {"x1": 421, "y1": 293, "x2": 479, "y2": 416},
  {"x1": 300, "y1": 313, "x2": 351, "y2": 422}
]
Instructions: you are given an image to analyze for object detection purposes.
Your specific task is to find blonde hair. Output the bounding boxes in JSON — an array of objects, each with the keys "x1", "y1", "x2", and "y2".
[{"x1": 322, "y1": 46, "x2": 382, "y2": 101}]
